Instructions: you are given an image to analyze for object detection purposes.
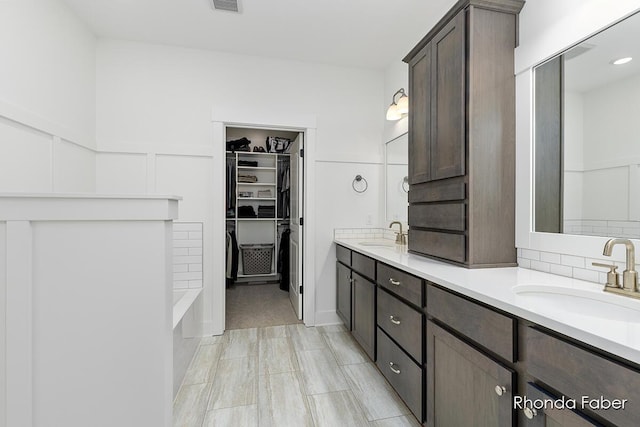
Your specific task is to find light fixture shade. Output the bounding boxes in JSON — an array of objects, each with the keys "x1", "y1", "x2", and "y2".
[
  {"x1": 386, "y1": 103, "x2": 401, "y2": 120},
  {"x1": 396, "y1": 94, "x2": 409, "y2": 115},
  {"x1": 612, "y1": 57, "x2": 633, "y2": 65}
]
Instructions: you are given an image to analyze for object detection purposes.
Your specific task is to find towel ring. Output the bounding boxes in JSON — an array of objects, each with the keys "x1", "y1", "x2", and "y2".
[
  {"x1": 402, "y1": 176, "x2": 409, "y2": 193},
  {"x1": 352, "y1": 174, "x2": 368, "y2": 193}
]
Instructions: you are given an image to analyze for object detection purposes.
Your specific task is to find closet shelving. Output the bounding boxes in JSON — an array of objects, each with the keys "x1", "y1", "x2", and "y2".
[{"x1": 227, "y1": 150, "x2": 289, "y2": 278}]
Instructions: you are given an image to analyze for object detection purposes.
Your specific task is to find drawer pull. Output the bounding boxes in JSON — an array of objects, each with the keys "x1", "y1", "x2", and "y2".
[
  {"x1": 523, "y1": 407, "x2": 537, "y2": 420},
  {"x1": 389, "y1": 315, "x2": 401, "y2": 325},
  {"x1": 494, "y1": 385, "x2": 507, "y2": 396},
  {"x1": 389, "y1": 362, "x2": 401, "y2": 375},
  {"x1": 389, "y1": 278, "x2": 401, "y2": 286}
]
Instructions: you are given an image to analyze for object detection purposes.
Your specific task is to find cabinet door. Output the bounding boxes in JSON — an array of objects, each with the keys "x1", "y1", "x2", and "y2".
[
  {"x1": 408, "y1": 42, "x2": 432, "y2": 185},
  {"x1": 430, "y1": 10, "x2": 466, "y2": 181},
  {"x1": 426, "y1": 320, "x2": 514, "y2": 427},
  {"x1": 336, "y1": 262, "x2": 352, "y2": 330},
  {"x1": 521, "y1": 383, "x2": 602, "y2": 427},
  {"x1": 351, "y1": 272, "x2": 375, "y2": 360}
]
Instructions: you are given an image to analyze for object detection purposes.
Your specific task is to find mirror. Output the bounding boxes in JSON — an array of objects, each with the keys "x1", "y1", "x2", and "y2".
[
  {"x1": 534, "y1": 11, "x2": 640, "y2": 238},
  {"x1": 385, "y1": 132, "x2": 408, "y2": 222}
]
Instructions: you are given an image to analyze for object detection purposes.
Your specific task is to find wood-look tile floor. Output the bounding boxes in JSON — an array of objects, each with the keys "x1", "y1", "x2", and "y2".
[{"x1": 173, "y1": 324, "x2": 421, "y2": 427}]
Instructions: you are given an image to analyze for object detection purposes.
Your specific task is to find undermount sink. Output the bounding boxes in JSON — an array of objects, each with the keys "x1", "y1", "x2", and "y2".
[
  {"x1": 358, "y1": 241, "x2": 396, "y2": 247},
  {"x1": 512, "y1": 284, "x2": 640, "y2": 323}
]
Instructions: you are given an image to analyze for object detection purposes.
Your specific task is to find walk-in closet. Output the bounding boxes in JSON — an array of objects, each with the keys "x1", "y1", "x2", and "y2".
[{"x1": 225, "y1": 126, "x2": 304, "y2": 330}]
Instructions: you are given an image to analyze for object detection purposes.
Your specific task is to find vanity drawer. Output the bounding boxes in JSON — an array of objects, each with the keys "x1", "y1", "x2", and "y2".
[
  {"x1": 426, "y1": 285, "x2": 515, "y2": 362},
  {"x1": 352, "y1": 251, "x2": 375, "y2": 280},
  {"x1": 377, "y1": 288, "x2": 423, "y2": 363},
  {"x1": 376, "y1": 328, "x2": 423, "y2": 420},
  {"x1": 336, "y1": 245, "x2": 351, "y2": 266},
  {"x1": 526, "y1": 327, "x2": 640, "y2": 427},
  {"x1": 377, "y1": 262, "x2": 423, "y2": 307},
  {"x1": 408, "y1": 202, "x2": 465, "y2": 231},
  {"x1": 408, "y1": 229, "x2": 466, "y2": 263},
  {"x1": 409, "y1": 176, "x2": 466, "y2": 203}
]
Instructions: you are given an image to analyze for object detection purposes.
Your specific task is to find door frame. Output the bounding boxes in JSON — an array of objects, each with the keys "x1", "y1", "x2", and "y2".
[{"x1": 211, "y1": 108, "x2": 317, "y2": 334}]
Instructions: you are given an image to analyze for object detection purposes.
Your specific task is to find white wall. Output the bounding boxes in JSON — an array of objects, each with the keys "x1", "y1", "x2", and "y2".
[
  {"x1": 0, "y1": 0, "x2": 97, "y2": 193},
  {"x1": 95, "y1": 40, "x2": 386, "y2": 331},
  {"x1": 564, "y1": 72, "x2": 640, "y2": 228},
  {"x1": 515, "y1": 0, "x2": 640, "y2": 273}
]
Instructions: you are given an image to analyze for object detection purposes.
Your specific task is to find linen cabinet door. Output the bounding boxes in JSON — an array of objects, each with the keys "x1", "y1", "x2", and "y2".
[
  {"x1": 351, "y1": 272, "x2": 375, "y2": 360},
  {"x1": 408, "y1": 42, "x2": 432, "y2": 185},
  {"x1": 430, "y1": 9, "x2": 466, "y2": 181},
  {"x1": 426, "y1": 320, "x2": 514, "y2": 427},
  {"x1": 336, "y1": 261, "x2": 352, "y2": 330}
]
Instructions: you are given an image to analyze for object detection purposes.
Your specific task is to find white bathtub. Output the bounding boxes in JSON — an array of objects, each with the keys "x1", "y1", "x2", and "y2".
[{"x1": 173, "y1": 289, "x2": 202, "y2": 398}]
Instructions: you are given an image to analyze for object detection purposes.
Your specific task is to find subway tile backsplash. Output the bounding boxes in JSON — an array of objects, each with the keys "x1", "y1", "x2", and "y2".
[
  {"x1": 564, "y1": 220, "x2": 640, "y2": 239},
  {"x1": 517, "y1": 247, "x2": 614, "y2": 285},
  {"x1": 173, "y1": 222, "x2": 203, "y2": 289},
  {"x1": 333, "y1": 227, "x2": 397, "y2": 241}
]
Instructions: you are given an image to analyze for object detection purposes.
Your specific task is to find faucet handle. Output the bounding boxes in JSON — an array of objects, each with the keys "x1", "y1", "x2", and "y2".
[{"x1": 592, "y1": 262, "x2": 620, "y2": 288}]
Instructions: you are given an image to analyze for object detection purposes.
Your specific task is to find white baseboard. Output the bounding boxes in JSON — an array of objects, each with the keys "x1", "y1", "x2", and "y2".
[{"x1": 313, "y1": 310, "x2": 342, "y2": 327}]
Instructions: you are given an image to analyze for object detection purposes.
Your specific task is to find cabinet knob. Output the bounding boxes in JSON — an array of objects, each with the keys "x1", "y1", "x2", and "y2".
[
  {"x1": 494, "y1": 385, "x2": 507, "y2": 396},
  {"x1": 523, "y1": 407, "x2": 537, "y2": 420},
  {"x1": 389, "y1": 362, "x2": 401, "y2": 375},
  {"x1": 389, "y1": 278, "x2": 401, "y2": 286},
  {"x1": 389, "y1": 315, "x2": 401, "y2": 325},
  {"x1": 349, "y1": 278, "x2": 354, "y2": 284}
]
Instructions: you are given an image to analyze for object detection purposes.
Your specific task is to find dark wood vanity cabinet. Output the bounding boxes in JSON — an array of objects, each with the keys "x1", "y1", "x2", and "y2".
[
  {"x1": 336, "y1": 245, "x2": 376, "y2": 358},
  {"x1": 336, "y1": 246, "x2": 640, "y2": 427},
  {"x1": 404, "y1": 0, "x2": 524, "y2": 268},
  {"x1": 351, "y1": 271, "x2": 376, "y2": 360},
  {"x1": 425, "y1": 284, "x2": 517, "y2": 427},
  {"x1": 350, "y1": 251, "x2": 377, "y2": 360},
  {"x1": 376, "y1": 262, "x2": 425, "y2": 421},
  {"x1": 336, "y1": 245, "x2": 352, "y2": 329},
  {"x1": 521, "y1": 383, "x2": 601, "y2": 426},
  {"x1": 525, "y1": 327, "x2": 640, "y2": 427},
  {"x1": 336, "y1": 261, "x2": 352, "y2": 330},
  {"x1": 426, "y1": 320, "x2": 515, "y2": 427}
]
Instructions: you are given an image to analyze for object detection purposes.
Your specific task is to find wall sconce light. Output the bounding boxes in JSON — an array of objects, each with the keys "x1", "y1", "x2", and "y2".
[{"x1": 386, "y1": 88, "x2": 409, "y2": 121}]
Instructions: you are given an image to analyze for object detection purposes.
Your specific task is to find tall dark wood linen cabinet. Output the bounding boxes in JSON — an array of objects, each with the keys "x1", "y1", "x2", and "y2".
[{"x1": 404, "y1": 0, "x2": 524, "y2": 268}]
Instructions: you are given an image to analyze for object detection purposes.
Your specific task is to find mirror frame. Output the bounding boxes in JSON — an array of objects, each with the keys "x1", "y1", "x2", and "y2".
[{"x1": 515, "y1": 6, "x2": 640, "y2": 263}]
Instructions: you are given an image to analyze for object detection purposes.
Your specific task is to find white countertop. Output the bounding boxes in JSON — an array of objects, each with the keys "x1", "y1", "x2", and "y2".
[{"x1": 335, "y1": 237, "x2": 640, "y2": 365}]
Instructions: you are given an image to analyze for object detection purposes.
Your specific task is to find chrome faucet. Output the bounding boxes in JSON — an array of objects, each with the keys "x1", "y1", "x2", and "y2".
[
  {"x1": 389, "y1": 221, "x2": 407, "y2": 245},
  {"x1": 593, "y1": 238, "x2": 639, "y2": 299}
]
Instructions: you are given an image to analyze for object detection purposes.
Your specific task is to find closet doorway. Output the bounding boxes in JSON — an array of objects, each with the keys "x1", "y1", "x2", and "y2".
[{"x1": 224, "y1": 126, "x2": 304, "y2": 330}]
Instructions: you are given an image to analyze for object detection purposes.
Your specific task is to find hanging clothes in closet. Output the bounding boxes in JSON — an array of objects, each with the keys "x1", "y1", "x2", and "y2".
[
  {"x1": 277, "y1": 156, "x2": 291, "y2": 219},
  {"x1": 225, "y1": 225, "x2": 239, "y2": 287},
  {"x1": 226, "y1": 155, "x2": 236, "y2": 218},
  {"x1": 278, "y1": 228, "x2": 290, "y2": 291}
]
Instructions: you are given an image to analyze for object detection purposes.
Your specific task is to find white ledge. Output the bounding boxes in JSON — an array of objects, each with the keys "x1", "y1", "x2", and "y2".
[{"x1": 0, "y1": 193, "x2": 181, "y2": 221}]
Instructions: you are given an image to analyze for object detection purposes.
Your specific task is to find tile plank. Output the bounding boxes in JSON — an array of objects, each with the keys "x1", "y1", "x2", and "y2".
[
  {"x1": 307, "y1": 390, "x2": 369, "y2": 427},
  {"x1": 296, "y1": 349, "x2": 349, "y2": 395},
  {"x1": 208, "y1": 357, "x2": 257, "y2": 410},
  {"x1": 258, "y1": 372, "x2": 314, "y2": 427}
]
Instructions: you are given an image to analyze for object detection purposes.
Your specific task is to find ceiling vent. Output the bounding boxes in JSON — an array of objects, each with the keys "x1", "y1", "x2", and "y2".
[
  {"x1": 210, "y1": 0, "x2": 239, "y2": 13},
  {"x1": 564, "y1": 43, "x2": 596, "y2": 61}
]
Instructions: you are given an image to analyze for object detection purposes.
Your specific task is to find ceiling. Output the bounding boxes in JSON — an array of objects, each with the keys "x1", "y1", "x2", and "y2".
[
  {"x1": 563, "y1": 11, "x2": 640, "y2": 92},
  {"x1": 61, "y1": 0, "x2": 456, "y2": 70}
]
